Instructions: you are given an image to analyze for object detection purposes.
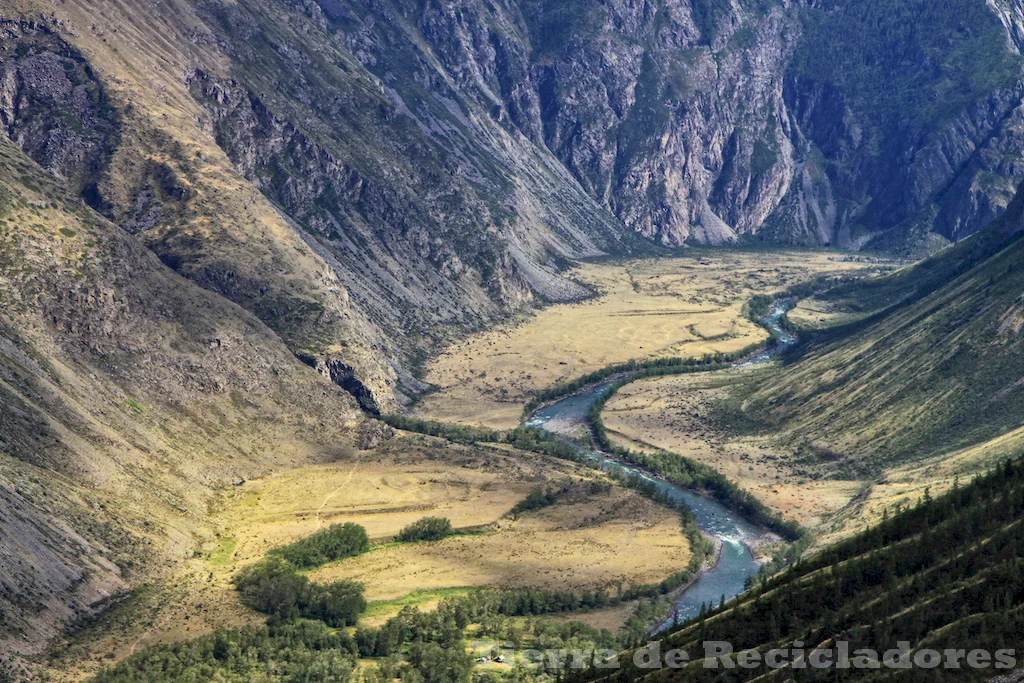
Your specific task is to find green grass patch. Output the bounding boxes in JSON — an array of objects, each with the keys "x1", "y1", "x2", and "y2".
[
  {"x1": 206, "y1": 536, "x2": 237, "y2": 566},
  {"x1": 362, "y1": 587, "x2": 480, "y2": 621}
]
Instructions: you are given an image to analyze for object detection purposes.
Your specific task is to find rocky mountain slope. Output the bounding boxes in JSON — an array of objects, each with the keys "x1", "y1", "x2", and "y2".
[
  {"x1": 2, "y1": 0, "x2": 1024, "y2": 411},
  {"x1": 0, "y1": 135, "x2": 366, "y2": 672},
  {"x1": 338, "y1": 0, "x2": 1024, "y2": 251},
  {"x1": 0, "y1": 0, "x2": 652, "y2": 413},
  {"x1": 5, "y1": 0, "x2": 1024, "y2": 671}
]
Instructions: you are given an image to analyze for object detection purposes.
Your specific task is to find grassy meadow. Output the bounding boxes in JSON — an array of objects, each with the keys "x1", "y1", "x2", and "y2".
[{"x1": 415, "y1": 251, "x2": 880, "y2": 429}]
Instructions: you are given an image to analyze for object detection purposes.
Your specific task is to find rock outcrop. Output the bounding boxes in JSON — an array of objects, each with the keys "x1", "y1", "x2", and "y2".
[
  {"x1": 0, "y1": 136, "x2": 363, "y2": 663},
  {"x1": 4, "y1": 0, "x2": 1024, "y2": 409}
]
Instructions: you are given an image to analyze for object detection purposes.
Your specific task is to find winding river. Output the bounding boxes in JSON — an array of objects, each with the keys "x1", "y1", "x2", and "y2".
[{"x1": 525, "y1": 300, "x2": 797, "y2": 632}]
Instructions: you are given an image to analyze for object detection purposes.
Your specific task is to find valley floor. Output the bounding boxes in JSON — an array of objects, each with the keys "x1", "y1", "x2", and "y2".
[
  {"x1": 49, "y1": 435, "x2": 687, "y2": 680},
  {"x1": 48, "y1": 249, "x2": 935, "y2": 680},
  {"x1": 415, "y1": 248, "x2": 1022, "y2": 547},
  {"x1": 415, "y1": 251, "x2": 877, "y2": 429},
  {"x1": 414, "y1": 251, "x2": 882, "y2": 534},
  {"x1": 598, "y1": 308, "x2": 1024, "y2": 547}
]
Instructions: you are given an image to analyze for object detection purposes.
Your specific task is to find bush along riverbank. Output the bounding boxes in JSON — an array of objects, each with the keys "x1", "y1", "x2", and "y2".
[
  {"x1": 520, "y1": 344, "x2": 766, "y2": 421},
  {"x1": 379, "y1": 414, "x2": 712, "y2": 539},
  {"x1": 571, "y1": 294, "x2": 808, "y2": 543},
  {"x1": 587, "y1": 386, "x2": 804, "y2": 543}
]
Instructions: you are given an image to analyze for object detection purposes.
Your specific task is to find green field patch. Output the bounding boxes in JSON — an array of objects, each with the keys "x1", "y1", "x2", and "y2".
[
  {"x1": 362, "y1": 587, "x2": 480, "y2": 621},
  {"x1": 207, "y1": 536, "x2": 237, "y2": 566}
]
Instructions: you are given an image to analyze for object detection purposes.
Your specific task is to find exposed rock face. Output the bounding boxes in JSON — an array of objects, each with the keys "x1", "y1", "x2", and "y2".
[
  {"x1": 0, "y1": 137, "x2": 363, "y2": 662},
  {"x1": 315, "y1": 0, "x2": 1024, "y2": 251},
  {"x1": 2, "y1": 0, "x2": 1024, "y2": 667},
  {"x1": 1, "y1": 0, "x2": 1024, "y2": 404},
  {"x1": 0, "y1": 3, "x2": 651, "y2": 411},
  {"x1": 0, "y1": 21, "x2": 118, "y2": 206},
  {"x1": 328, "y1": 0, "x2": 801, "y2": 247}
]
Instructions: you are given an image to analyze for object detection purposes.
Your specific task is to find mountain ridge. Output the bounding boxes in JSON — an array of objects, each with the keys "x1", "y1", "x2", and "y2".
[
  {"x1": 6, "y1": 0, "x2": 1024, "y2": 410},
  {"x1": 6, "y1": 0, "x2": 1024, "y2": 674}
]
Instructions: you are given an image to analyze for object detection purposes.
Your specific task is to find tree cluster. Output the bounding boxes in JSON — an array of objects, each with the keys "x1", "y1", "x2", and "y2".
[
  {"x1": 93, "y1": 622, "x2": 359, "y2": 683},
  {"x1": 269, "y1": 522, "x2": 370, "y2": 568},
  {"x1": 510, "y1": 486, "x2": 565, "y2": 516},
  {"x1": 234, "y1": 556, "x2": 366, "y2": 627},
  {"x1": 397, "y1": 517, "x2": 454, "y2": 543}
]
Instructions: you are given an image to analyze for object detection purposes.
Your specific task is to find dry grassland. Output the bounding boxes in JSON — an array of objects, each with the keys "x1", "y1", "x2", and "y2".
[
  {"x1": 600, "y1": 371, "x2": 862, "y2": 533},
  {"x1": 788, "y1": 297, "x2": 872, "y2": 330},
  {"x1": 310, "y1": 488, "x2": 689, "y2": 604},
  {"x1": 53, "y1": 435, "x2": 688, "y2": 679},
  {"x1": 415, "y1": 251, "x2": 874, "y2": 429},
  {"x1": 601, "y1": 369, "x2": 1024, "y2": 549},
  {"x1": 814, "y1": 423, "x2": 1024, "y2": 545}
]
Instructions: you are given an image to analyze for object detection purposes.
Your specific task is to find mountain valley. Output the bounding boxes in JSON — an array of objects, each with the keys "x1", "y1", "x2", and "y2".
[{"x1": 5, "y1": 0, "x2": 1024, "y2": 681}]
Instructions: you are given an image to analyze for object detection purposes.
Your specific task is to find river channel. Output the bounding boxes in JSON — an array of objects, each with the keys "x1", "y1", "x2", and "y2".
[{"x1": 525, "y1": 300, "x2": 797, "y2": 632}]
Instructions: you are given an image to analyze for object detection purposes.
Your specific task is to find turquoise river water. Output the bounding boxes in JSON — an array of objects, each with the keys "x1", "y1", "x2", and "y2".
[{"x1": 525, "y1": 300, "x2": 796, "y2": 632}]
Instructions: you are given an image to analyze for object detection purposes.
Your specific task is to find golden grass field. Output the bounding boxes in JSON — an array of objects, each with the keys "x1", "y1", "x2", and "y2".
[
  {"x1": 415, "y1": 251, "x2": 878, "y2": 429},
  {"x1": 53, "y1": 434, "x2": 689, "y2": 679},
  {"x1": 311, "y1": 488, "x2": 689, "y2": 606},
  {"x1": 600, "y1": 371, "x2": 864, "y2": 535}
]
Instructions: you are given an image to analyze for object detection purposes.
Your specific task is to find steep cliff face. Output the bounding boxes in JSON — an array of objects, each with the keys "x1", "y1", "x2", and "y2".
[
  {"x1": 326, "y1": 0, "x2": 1024, "y2": 251},
  {"x1": 336, "y1": 0, "x2": 800, "y2": 246},
  {"x1": 2, "y1": 0, "x2": 1024, "y2": 408},
  {"x1": 0, "y1": 15, "x2": 411, "y2": 411}
]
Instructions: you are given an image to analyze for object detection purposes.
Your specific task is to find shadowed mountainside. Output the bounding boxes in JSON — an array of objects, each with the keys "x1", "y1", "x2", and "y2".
[
  {"x1": 4, "y1": 0, "x2": 1024, "y2": 409},
  {"x1": 738, "y1": 182, "x2": 1024, "y2": 473}
]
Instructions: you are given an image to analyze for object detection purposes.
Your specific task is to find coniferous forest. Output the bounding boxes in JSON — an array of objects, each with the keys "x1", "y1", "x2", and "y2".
[{"x1": 578, "y1": 458, "x2": 1024, "y2": 683}]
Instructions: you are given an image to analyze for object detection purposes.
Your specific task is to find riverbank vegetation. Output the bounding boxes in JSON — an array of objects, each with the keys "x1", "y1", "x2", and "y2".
[
  {"x1": 380, "y1": 411, "x2": 766, "y2": 554},
  {"x1": 512, "y1": 289, "x2": 807, "y2": 542},
  {"x1": 580, "y1": 456, "x2": 1024, "y2": 683},
  {"x1": 415, "y1": 254, "x2": 878, "y2": 429},
  {"x1": 589, "y1": 385, "x2": 804, "y2": 542},
  {"x1": 520, "y1": 350, "x2": 756, "y2": 419}
]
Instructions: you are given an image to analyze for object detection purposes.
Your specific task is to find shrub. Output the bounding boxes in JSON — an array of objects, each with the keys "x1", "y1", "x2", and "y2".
[
  {"x1": 510, "y1": 487, "x2": 562, "y2": 516},
  {"x1": 269, "y1": 522, "x2": 369, "y2": 569},
  {"x1": 397, "y1": 517, "x2": 453, "y2": 542}
]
